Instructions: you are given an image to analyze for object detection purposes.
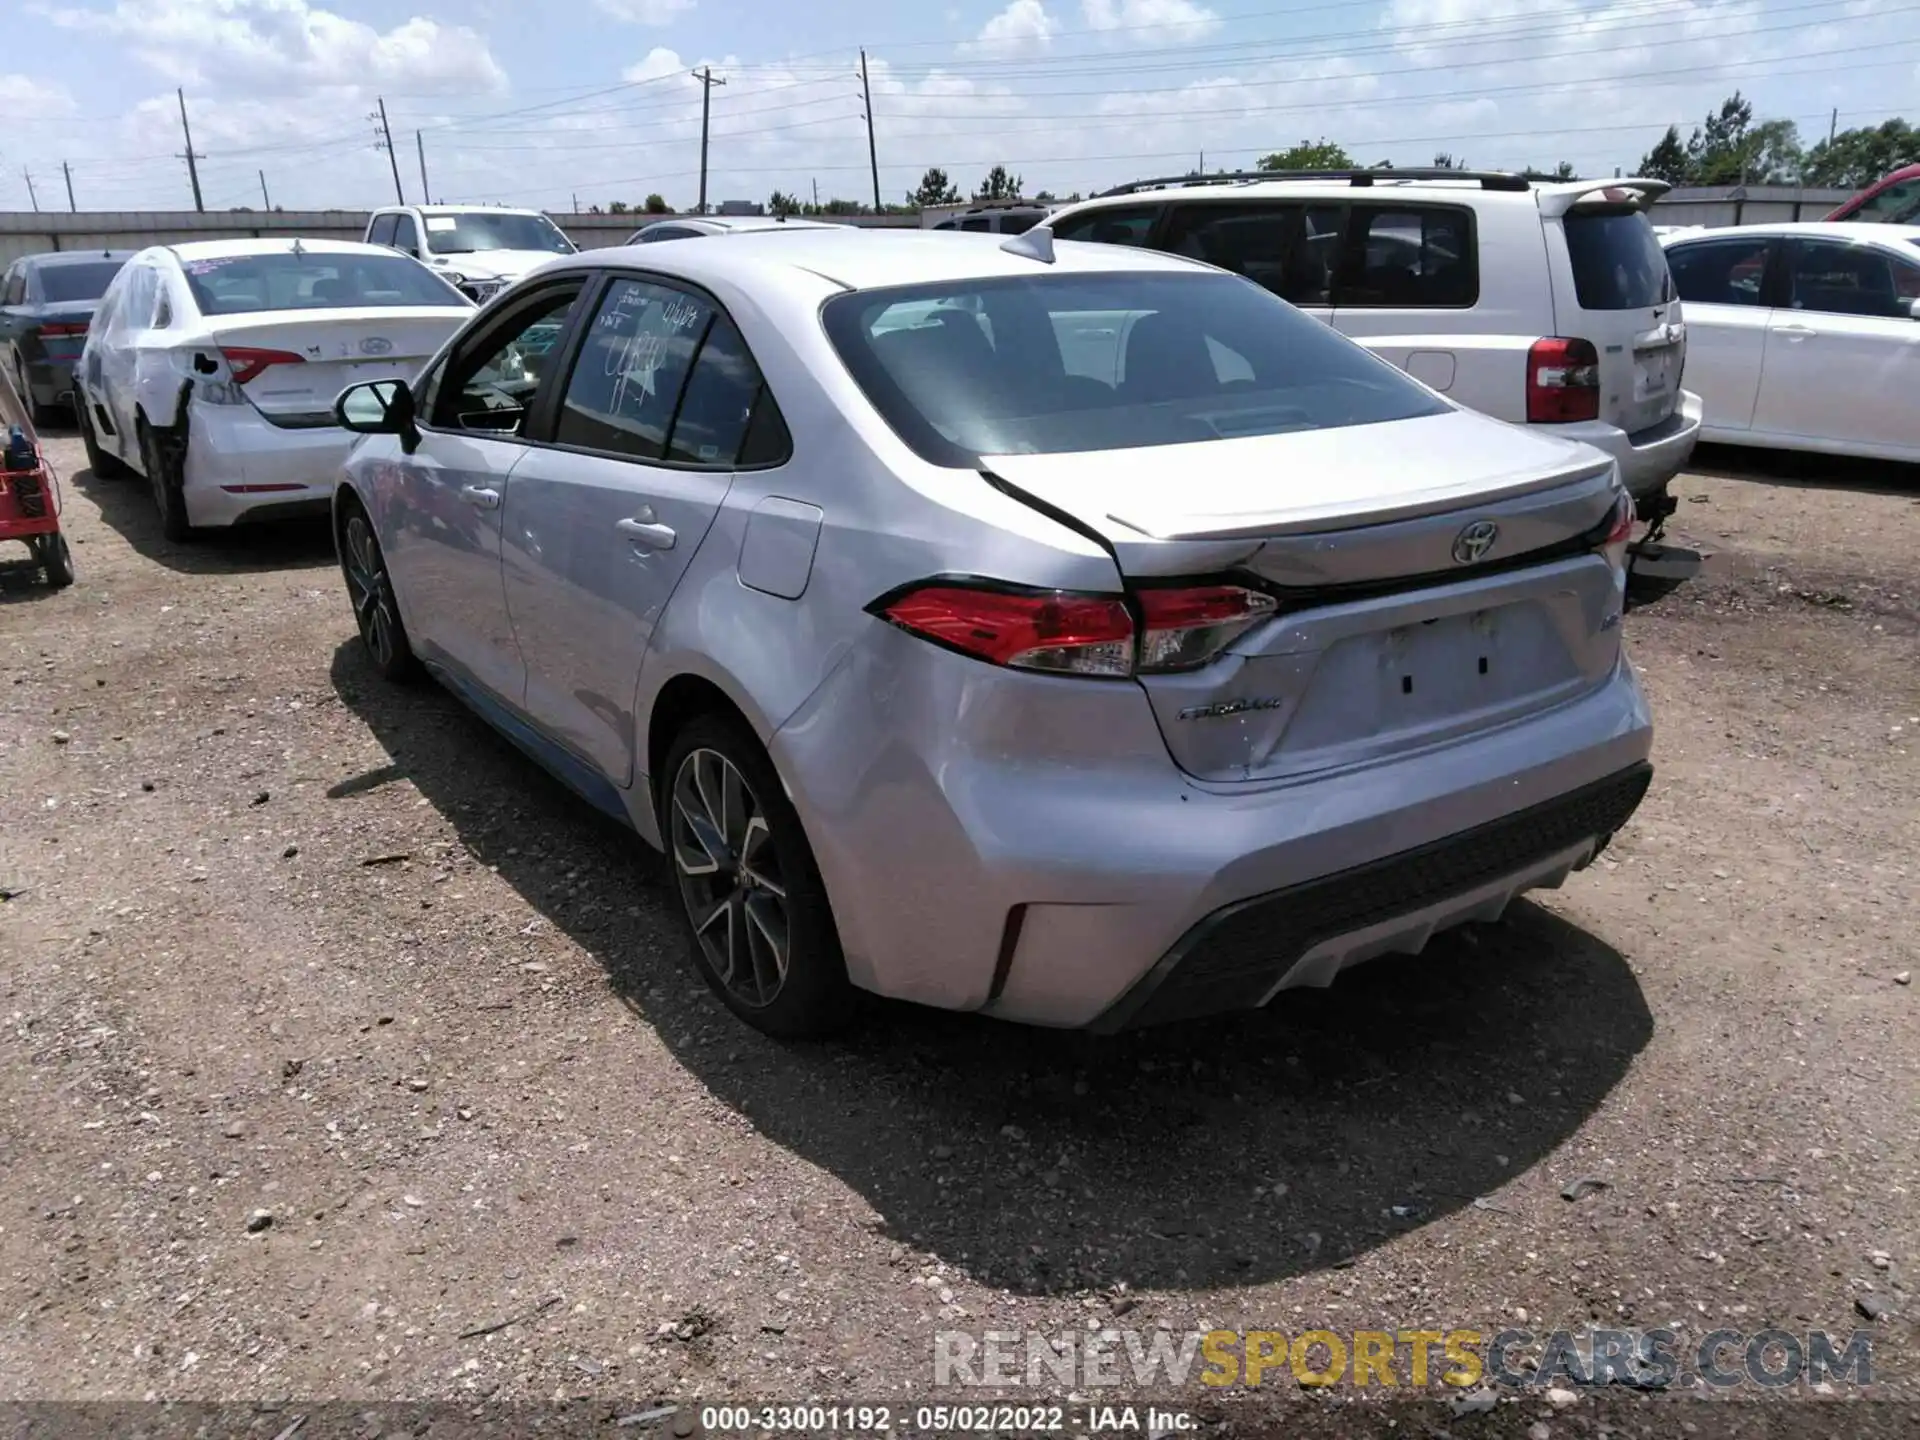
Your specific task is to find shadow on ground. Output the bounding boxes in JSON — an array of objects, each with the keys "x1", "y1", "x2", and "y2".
[
  {"x1": 1686, "y1": 442, "x2": 1920, "y2": 498},
  {"x1": 60, "y1": 434, "x2": 338, "y2": 575},
  {"x1": 329, "y1": 641, "x2": 1654, "y2": 1296}
]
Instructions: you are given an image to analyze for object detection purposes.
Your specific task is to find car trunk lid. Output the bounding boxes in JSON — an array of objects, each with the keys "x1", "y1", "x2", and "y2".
[
  {"x1": 209, "y1": 307, "x2": 463, "y2": 425},
  {"x1": 984, "y1": 410, "x2": 1626, "y2": 783}
]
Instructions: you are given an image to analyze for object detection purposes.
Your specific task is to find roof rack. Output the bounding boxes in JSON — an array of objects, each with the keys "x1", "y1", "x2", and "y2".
[
  {"x1": 1095, "y1": 168, "x2": 1533, "y2": 198},
  {"x1": 954, "y1": 198, "x2": 1049, "y2": 212}
]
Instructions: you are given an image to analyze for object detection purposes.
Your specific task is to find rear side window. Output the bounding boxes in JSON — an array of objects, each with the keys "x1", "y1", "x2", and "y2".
[
  {"x1": 1161, "y1": 202, "x2": 1342, "y2": 305},
  {"x1": 1342, "y1": 206, "x2": 1477, "y2": 308},
  {"x1": 1000, "y1": 213, "x2": 1043, "y2": 235},
  {"x1": 1052, "y1": 206, "x2": 1159, "y2": 248},
  {"x1": 557, "y1": 278, "x2": 708, "y2": 459},
  {"x1": 959, "y1": 217, "x2": 992, "y2": 232},
  {"x1": 1855, "y1": 177, "x2": 1920, "y2": 223},
  {"x1": 822, "y1": 271, "x2": 1448, "y2": 467},
  {"x1": 2, "y1": 267, "x2": 24, "y2": 306},
  {"x1": 1562, "y1": 209, "x2": 1673, "y2": 309},
  {"x1": 665, "y1": 314, "x2": 766, "y2": 465},
  {"x1": 1784, "y1": 239, "x2": 1920, "y2": 318},
  {"x1": 1667, "y1": 237, "x2": 1771, "y2": 306},
  {"x1": 393, "y1": 214, "x2": 421, "y2": 253}
]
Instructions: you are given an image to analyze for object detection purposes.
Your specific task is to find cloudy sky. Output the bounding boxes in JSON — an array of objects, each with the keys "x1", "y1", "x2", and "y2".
[{"x1": 3, "y1": 0, "x2": 1916, "y2": 214}]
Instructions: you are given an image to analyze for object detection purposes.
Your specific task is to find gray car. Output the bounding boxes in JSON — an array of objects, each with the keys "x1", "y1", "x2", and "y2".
[
  {"x1": 329, "y1": 227, "x2": 1653, "y2": 1037},
  {"x1": 0, "y1": 250, "x2": 136, "y2": 423}
]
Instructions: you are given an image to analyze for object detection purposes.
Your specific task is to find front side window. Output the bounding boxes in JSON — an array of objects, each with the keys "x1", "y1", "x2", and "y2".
[
  {"x1": 1161, "y1": 202, "x2": 1343, "y2": 306},
  {"x1": 424, "y1": 211, "x2": 576, "y2": 257},
  {"x1": 823, "y1": 271, "x2": 1449, "y2": 468},
  {"x1": 435, "y1": 283, "x2": 584, "y2": 433},
  {"x1": 393, "y1": 215, "x2": 421, "y2": 254},
  {"x1": 1341, "y1": 205, "x2": 1477, "y2": 308},
  {"x1": 1855, "y1": 177, "x2": 1920, "y2": 223},
  {"x1": 1667, "y1": 237, "x2": 1772, "y2": 306},
  {"x1": 1784, "y1": 239, "x2": 1920, "y2": 318},
  {"x1": 180, "y1": 252, "x2": 470, "y2": 315},
  {"x1": 1052, "y1": 206, "x2": 1160, "y2": 248}
]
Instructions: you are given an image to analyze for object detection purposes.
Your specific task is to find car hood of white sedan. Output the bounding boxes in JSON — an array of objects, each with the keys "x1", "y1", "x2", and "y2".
[
  {"x1": 982, "y1": 408, "x2": 1617, "y2": 543},
  {"x1": 426, "y1": 250, "x2": 566, "y2": 282}
]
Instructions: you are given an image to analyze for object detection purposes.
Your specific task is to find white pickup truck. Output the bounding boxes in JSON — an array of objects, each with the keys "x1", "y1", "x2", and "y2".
[{"x1": 362, "y1": 205, "x2": 578, "y2": 306}]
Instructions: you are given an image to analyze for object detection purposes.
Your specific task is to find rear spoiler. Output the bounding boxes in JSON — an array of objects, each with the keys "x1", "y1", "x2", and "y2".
[{"x1": 1536, "y1": 178, "x2": 1670, "y2": 219}]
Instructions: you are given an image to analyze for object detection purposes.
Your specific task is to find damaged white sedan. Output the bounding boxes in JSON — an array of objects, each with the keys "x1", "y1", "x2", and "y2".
[{"x1": 73, "y1": 238, "x2": 472, "y2": 540}]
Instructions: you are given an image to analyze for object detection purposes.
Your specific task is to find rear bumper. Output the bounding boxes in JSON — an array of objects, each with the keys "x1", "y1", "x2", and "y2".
[
  {"x1": 774, "y1": 624, "x2": 1655, "y2": 1029},
  {"x1": 1552, "y1": 390, "x2": 1702, "y2": 501},
  {"x1": 20, "y1": 358, "x2": 77, "y2": 406},
  {"x1": 182, "y1": 402, "x2": 355, "y2": 528}
]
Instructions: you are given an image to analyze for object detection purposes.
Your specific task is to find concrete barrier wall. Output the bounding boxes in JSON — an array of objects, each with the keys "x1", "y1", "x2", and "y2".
[{"x1": 0, "y1": 209, "x2": 919, "y2": 264}]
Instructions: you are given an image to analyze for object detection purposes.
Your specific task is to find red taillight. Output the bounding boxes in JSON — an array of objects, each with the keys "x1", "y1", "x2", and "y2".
[
  {"x1": 1597, "y1": 488, "x2": 1634, "y2": 573},
  {"x1": 220, "y1": 346, "x2": 306, "y2": 385},
  {"x1": 1526, "y1": 337, "x2": 1600, "y2": 424},
  {"x1": 41, "y1": 321, "x2": 88, "y2": 338},
  {"x1": 874, "y1": 581, "x2": 1275, "y2": 677}
]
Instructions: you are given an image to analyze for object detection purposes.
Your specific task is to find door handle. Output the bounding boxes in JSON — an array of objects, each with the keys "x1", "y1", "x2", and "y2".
[
  {"x1": 616, "y1": 515, "x2": 677, "y2": 550},
  {"x1": 460, "y1": 484, "x2": 501, "y2": 510},
  {"x1": 1776, "y1": 323, "x2": 1817, "y2": 339}
]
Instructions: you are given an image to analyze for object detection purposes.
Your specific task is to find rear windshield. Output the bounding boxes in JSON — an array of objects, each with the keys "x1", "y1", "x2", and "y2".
[
  {"x1": 821, "y1": 271, "x2": 1449, "y2": 467},
  {"x1": 424, "y1": 211, "x2": 575, "y2": 256},
  {"x1": 181, "y1": 252, "x2": 471, "y2": 315},
  {"x1": 38, "y1": 261, "x2": 126, "y2": 303},
  {"x1": 1563, "y1": 209, "x2": 1674, "y2": 309}
]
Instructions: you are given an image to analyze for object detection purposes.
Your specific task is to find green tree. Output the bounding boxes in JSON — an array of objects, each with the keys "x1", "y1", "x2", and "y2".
[
  {"x1": 643, "y1": 193, "x2": 670, "y2": 214},
  {"x1": 909, "y1": 167, "x2": 962, "y2": 207},
  {"x1": 1803, "y1": 118, "x2": 1919, "y2": 188},
  {"x1": 1684, "y1": 92, "x2": 1803, "y2": 184},
  {"x1": 1258, "y1": 139, "x2": 1353, "y2": 171},
  {"x1": 1638, "y1": 124, "x2": 1690, "y2": 183},
  {"x1": 768, "y1": 189, "x2": 800, "y2": 217},
  {"x1": 1521, "y1": 161, "x2": 1579, "y2": 181},
  {"x1": 975, "y1": 164, "x2": 1022, "y2": 200},
  {"x1": 1432, "y1": 151, "x2": 1464, "y2": 169},
  {"x1": 822, "y1": 197, "x2": 867, "y2": 215},
  {"x1": 607, "y1": 200, "x2": 630, "y2": 214}
]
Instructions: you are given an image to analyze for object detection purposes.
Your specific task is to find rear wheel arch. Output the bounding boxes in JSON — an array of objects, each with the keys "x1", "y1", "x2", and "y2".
[{"x1": 646, "y1": 673, "x2": 758, "y2": 818}]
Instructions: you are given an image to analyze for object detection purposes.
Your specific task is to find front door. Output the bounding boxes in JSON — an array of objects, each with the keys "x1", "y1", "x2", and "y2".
[
  {"x1": 503, "y1": 274, "x2": 763, "y2": 786},
  {"x1": 381, "y1": 277, "x2": 588, "y2": 703},
  {"x1": 1750, "y1": 237, "x2": 1920, "y2": 458},
  {"x1": 1663, "y1": 232, "x2": 1775, "y2": 432}
]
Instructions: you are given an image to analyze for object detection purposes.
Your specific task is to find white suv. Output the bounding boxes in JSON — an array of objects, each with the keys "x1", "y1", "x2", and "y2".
[
  {"x1": 1046, "y1": 169, "x2": 1701, "y2": 524},
  {"x1": 363, "y1": 205, "x2": 577, "y2": 307}
]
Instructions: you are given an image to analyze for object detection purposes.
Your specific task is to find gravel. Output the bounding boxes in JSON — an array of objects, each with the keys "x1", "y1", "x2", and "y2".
[{"x1": 2, "y1": 435, "x2": 1917, "y2": 1409}]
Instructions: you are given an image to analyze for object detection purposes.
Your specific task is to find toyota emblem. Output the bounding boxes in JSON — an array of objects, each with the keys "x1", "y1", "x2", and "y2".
[
  {"x1": 1451, "y1": 519, "x2": 1499, "y2": 565},
  {"x1": 360, "y1": 337, "x2": 394, "y2": 356}
]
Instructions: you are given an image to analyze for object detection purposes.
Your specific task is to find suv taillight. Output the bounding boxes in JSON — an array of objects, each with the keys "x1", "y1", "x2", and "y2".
[
  {"x1": 873, "y1": 581, "x2": 1275, "y2": 678},
  {"x1": 1527, "y1": 337, "x2": 1600, "y2": 424}
]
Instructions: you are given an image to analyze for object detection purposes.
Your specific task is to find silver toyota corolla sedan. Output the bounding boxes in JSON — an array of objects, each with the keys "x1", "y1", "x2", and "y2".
[{"x1": 329, "y1": 226, "x2": 1653, "y2": 1037}]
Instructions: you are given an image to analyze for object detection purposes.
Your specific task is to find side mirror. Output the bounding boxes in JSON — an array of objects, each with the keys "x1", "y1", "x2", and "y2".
[
  {"x1": 1909, "y1": 298, "x2": 1920, "y2": 321},
  {"x1": 335, "y1": 378, "x2": 420, "y2": 453}
]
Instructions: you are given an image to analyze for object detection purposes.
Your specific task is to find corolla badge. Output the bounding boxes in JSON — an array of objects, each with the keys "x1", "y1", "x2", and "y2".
[
  {"x1": 1177, "y1": 696, "x2": 1288, "y2": 722},
  {"x1": 1451, "y1": 519, "x2": 1500, "y2": 565},
  {"x1": 360, "y1": 337, "x2": 394, "y2": 356}
]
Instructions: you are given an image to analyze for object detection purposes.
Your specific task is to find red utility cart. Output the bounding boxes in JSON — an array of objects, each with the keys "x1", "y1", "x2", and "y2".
[{"x1": 0, "y1": 361, "x2": 73, "y2": 589}]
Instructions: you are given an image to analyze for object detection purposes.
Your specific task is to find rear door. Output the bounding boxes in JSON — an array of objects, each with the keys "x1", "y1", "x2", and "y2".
[
  {"x1": 1326, "y1": 201, "x2": 1480, "y2": 400},
  {"x1": 1662, "y1": 232, "x2": 1776, "y2": 432},
  {"x1": 1547, "y1": 200, "x2": 1683, "y2": 438},
  {"x1": 502, "y1": 273, "x2": 770, "y2": 786},
  {"x1": 1749, "y1": 236, "x2": 1920, "y2": 459}
]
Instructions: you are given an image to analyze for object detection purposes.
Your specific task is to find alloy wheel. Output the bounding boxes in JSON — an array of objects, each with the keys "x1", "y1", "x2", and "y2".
[
  {"x1": 669, "y1": 747, "x2": 790, "y2": 1008},
  {"x1": 342, "y1": 514, "x2": 398, "y2": 669}
]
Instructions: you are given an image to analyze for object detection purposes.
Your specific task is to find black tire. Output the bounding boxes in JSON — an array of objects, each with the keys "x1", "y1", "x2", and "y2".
[
  {"x1": 75, "y1": 398, "x2": 130, "y2": 479},
  {"x1": 658, "y1": 713, "x2": 854, "y2": 1038},
  {"x1": 34, "y1": 534, "x2": 75, "y2": 589},
  {"x1": 337, "y1": 499, "x2": 421, "y2": 682},
  {"x1": 138, "y1": 420, "x2": 195, "y2": 543}
]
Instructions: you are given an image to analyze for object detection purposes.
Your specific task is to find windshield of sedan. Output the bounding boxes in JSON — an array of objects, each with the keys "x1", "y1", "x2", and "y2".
[
  {"x1": 181, "y1": 252, "x2": 472, "y2": 315},
  {"x1": 423, "y1": 211, "x2": 576, "y2": 256},
  {"x1": 38, "y1": 260, "x2": 127, "y2": 303},
  {"x1": 821, "y1": 271, "x2": 1448, "y2": 466}
]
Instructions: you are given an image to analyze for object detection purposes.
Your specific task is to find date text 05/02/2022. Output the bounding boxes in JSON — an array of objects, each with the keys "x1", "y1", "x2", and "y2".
[{"x1": 696, "y1": 1404, "x2": 1197, "y2": 1433}]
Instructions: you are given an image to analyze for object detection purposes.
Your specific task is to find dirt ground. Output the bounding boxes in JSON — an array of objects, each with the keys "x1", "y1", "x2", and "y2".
[{"x1": 2, "y1": 432, "x2": 1915, "y2": 1431}]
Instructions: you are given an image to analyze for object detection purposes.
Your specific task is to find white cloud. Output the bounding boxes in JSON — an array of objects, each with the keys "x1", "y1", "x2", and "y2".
[
  {"x1": 622, "y1": 46, "x2": 689, "y2": 83},
  {"x1": 971, "y1": 0, "x2": 1060, "y2": 57},
  {"x1": 1081, "y1": 0, "x2": 1221, "y2": 42},
  {"x1": 0, "y1": 73, "x2": 76, "y2": 114},
  {"x1": 46, "y1": 0, "x2": 506, "y2": 96},
  {"x1": 595, "y1": 0, "x2": 696, "y2": 24}
]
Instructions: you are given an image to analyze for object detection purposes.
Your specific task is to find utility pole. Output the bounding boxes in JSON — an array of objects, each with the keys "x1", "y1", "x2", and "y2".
[
  {"x1": 415, "y1": 131, "x2": 430, "y2": 205},
  {"x1": 1828, "y1": 107, "x2": 1839, "y2": 146},
  {"x1": 177, "y1": 88, "x2": 206, "y2": 212},
  {"x1": 259, "y1": 170, "x2": 271, "y2": 209},
  {"x1": 62, "y1": 162, "x2": 76, "y2": 212},
  {"x1": 859, "y1": 48, "x2": 880, "y2": 214},
  {"x1": 571, "y1": 192, "x2": 579, "y2": 214},
  {"x1": 695, "y1": 66, "x2": 726, "y2": 215},
  {"x1": 23, "y1": 169, "x2": 40, "y2": 213},
  {"x1": 812, "y1": 177, "x2": 819, "y2": 209},
  {"x1": 372, "y1": 97, "x2": 405, "y2": 205}
]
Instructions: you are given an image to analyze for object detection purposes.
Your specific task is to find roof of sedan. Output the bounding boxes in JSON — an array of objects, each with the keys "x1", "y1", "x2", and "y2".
[
  {"x1": 1667, "y1": 221, "x2": 1920, "y2": 242},
  {"x1": 25, "y1": 249, "x2": 139, "y2": 267},
  {"x1": 159, "y1": 237, "x2": 410, "y2": 261},
  {"x1": 595, "y1": 226, "x2": 1210, "y2": 290}
]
